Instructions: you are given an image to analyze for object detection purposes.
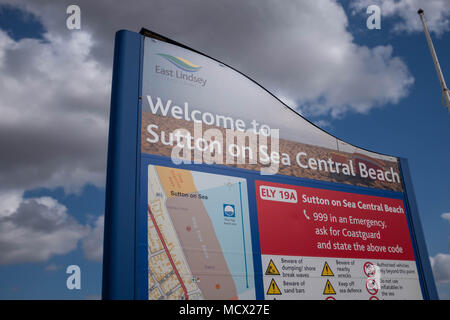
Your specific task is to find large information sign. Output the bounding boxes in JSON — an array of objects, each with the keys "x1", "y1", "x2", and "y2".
[{"x1": 103, "y1": 29, "x2": 438, "y2": 300}]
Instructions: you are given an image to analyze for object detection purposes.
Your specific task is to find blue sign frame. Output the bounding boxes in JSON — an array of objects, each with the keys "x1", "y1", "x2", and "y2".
[{"x1": 102, "y1": 30, "x2": 438, "y2": 300}]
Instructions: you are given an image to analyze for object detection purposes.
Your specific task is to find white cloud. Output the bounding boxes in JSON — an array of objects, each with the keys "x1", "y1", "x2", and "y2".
[
  {"x1": 0, "y1": 0, "x2": 414, "y2": 123},
  {"x1": 0, "y1": 3, "x2": 417, "y2": 266},
  {"x1": 441, "y1": 212, "x2": 450, "y2": 223},
  {"x1": 0, "y1": 190, "x2": 23, "y2": 218},
  {"x1": 0, "y1": 1, "x2": 416, "y2": 213},
  {"x1": 0, "y1": 28, "x2": 110, "y2": 194},
  {"x1": 430, "y1": 253, "x2": 450, "y2": 283},
  {"x1": 351, "y1": 0, "x2": 450, "y2": 35},
  {"x1": 44, "y1": 263, "x2": 61, "y2": 272},
  {"x1": 277, "y1": 95, "x2": 299, "y2": 112},
  {"x1": 0, "y1": 191, "x2": 105, "y2": 265},
  {"x1": 0, "y1": 195, "x2": 89, "y2": 265},
  {"x1": 81, "y1": 215, "x2": 104, "y2": 262},
  {"x1": 313, "y1": 119, "x2": 332, "y2": 129}
]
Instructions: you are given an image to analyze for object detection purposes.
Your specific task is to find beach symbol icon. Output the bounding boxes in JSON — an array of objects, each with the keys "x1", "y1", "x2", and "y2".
[{"x1": 223, "y1": 204, "x2": 235, "y2": 217}]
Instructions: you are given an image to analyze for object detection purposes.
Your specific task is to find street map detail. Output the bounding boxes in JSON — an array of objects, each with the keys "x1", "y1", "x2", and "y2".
[{"x1": 147, "y1": 165, "x2": 255, "y2": 300}]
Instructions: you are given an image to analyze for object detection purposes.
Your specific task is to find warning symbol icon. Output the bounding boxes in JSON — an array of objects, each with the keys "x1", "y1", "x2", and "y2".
[
  {"x1": 265, "y1": 259, "x2": 280, "y2": 276},
  {"x1": 321, "y1": 261, "x2": 334, "y2": 277},
  {"x1": 267, "y1": 279, "x2": 282, "y2": 295},
  {"x1": 323, "y1": 280, "x2": 336, "y2": 295}
]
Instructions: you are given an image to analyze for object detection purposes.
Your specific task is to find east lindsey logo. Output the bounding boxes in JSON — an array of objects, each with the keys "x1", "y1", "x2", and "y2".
[{"x1": 155, "y1": 53, "x2": 207, "y2": 87}]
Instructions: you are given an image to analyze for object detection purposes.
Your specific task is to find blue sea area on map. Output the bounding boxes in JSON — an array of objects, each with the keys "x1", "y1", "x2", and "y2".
[{"x1": 195, "y1": 177, "x2": 255, "y2": 297}]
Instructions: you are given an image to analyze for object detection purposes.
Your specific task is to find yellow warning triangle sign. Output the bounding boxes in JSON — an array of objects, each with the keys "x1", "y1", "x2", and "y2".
[
  {"x1": 321, "y1": 261, "x2": 334, "y2": 276},
  {"x1": 265, "y1": 259, "x2": 280, "y2": 276},
  {"x1": 267, "y1": 279, "x2": 282, "y2": 295},
  {"x1": 323, "y1": 279, "x2": 336, "y2": 295}
]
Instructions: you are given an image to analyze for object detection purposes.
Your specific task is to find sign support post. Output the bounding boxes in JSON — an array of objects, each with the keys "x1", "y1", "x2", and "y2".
[
  {"x1": 103, "y1": 30, "x2": 142, "y2": 300},
  {"x1": 399, "y1": 158, "x2": 439, "y2": 299}
]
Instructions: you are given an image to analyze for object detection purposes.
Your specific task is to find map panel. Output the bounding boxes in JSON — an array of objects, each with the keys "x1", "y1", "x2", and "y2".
[{"x1": 147, "y1": 165, "x2": 255, "y2": 300}]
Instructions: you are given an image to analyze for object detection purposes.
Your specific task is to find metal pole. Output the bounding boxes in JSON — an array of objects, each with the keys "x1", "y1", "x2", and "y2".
[{"x1": 418, "y1": 9, "x2": 450, "y2": 111}]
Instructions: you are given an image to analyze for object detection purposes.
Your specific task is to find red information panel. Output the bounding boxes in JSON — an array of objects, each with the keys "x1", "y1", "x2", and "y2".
[{"x1": 255, "y1": 180, "x2": 415, "y2": 261}]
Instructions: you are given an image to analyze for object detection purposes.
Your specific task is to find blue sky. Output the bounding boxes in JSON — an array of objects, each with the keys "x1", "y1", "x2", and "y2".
[
  {"x1": 0, "y1": 1, "x2": 449, "y2": 300},
  {"x1": 336, "y1": 1, "x2": 450, "y2": 298},
  {"x1": 0, "y1": 6, "x2": 98, "y2": 300}
]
